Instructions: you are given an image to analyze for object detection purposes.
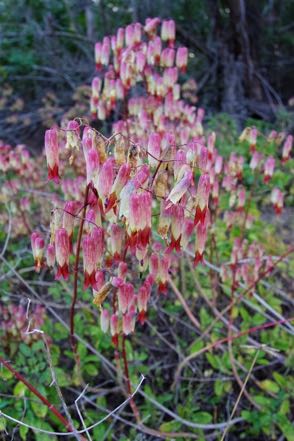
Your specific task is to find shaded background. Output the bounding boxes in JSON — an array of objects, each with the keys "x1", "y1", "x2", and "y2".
[{"x1": 0, "y1": 0, "x2": 293, "y2": 149}]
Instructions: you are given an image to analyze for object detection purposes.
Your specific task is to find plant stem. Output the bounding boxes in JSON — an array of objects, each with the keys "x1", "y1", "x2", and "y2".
[
  {"x1": 70, "y1": 183, "x2": 91, "y2": 353},
  {"x1": 0, "y1": 356, "x2": 72, "y2": 432},
  {"x1": 121, "y1": 335, "x2": 140, "y2": 422},
  {"x1": 174, "y1": 316, "x2": 293, "y2": 384},
  {"x1": 220, "y1": 347, "x2": 260, "y2": 441}
]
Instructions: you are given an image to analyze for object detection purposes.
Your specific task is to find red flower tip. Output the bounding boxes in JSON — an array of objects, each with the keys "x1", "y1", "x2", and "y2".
[
  {"x1": 56, "y1": 263, "x2": 69, "y2": 280},
  {"x1": 84, "y1": 271, "x2": 96, "y2": 289},
  {"x1": 194, "y1": 251, "x2": 203, "y2": 267},
  {"x1": 138, "y1": 310, "x2": 147, "y2": 325},
  {"x1": 194, "y1": 206, "x2": 207, "y2": 226},
  {"x1": 48, "y1": 164, "x2": 60, "y2": 183}
]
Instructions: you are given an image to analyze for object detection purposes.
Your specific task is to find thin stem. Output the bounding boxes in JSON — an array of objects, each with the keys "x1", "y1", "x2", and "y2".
[
  {"x1": 220, "y1": 348, "x2": 260, "y2": 441},
  {"x1": 173, "y1": 316, "x2": 293, "y2": 384},
  {"x1": 168, "y1": 276, "x2": 200, "y2": 329},
  {"x1": 70, "y1": 183, "x2": 91, "y2": 353},
  {"x1": 0, "y1": 355, "x2": 72, "y2": 432},
  {"x1": 121, "y1": 335, "x2": 140, "y2": 422}
]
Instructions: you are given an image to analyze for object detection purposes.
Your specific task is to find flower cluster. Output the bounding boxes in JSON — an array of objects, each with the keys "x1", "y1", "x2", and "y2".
[
  {"x1": 36, "y1": 19, "x2": 292, "y2": 341},
  {"x1": 0, "y1": 142, "x2": 48, "y2": 237},
  {"x1": 0, "y1": 303, "x2": 46, "y2": 346},
  {"x1": 221, "y1": 238, "x2": 273, "y2": 293}
]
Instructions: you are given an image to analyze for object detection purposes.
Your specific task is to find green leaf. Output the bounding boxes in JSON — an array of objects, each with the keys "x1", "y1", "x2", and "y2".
[
  {"x1": 276, "y1": 414, "x2": 294, "y2": 441},
  {"x1": 84, "y1": 364, "x2": 98, "y2": 376},
  {"x1": 200, "y1": 307, "x2": 211, "y2": 328},
  {"x1": 159, "y1": 420, "x2": 181, "y2": 432},
  {"x1": 31, "y1": 400, "x2": 48, "y2": 418},
  {"x1": 13, "y1": 381, "x2": 27, "y2": 397},
  {"x1": 273, "y1": 372, "x2": 287, "y2": 388},
  {"x1": 193, "y1": 412, "x2": 212, "y2": 424},
  {"x1": 0, "y1": 366, "x2": 13, "y2": 380},
  {"x1": 189, "y1": 340, "x2": 204, "y2": 355},
  {"x1": 54, "y1": 368, "x2": 71, "y2": 387},
  {"x1": 20, "y1": 425, "x2": 29, "y2": 440},
  {"x1": 0, "y1": 417, "x2": 6, "y2": 431},
  {"x1": 259, "y1": 379, "x2": 280, "y2": 394},
  {"x1": 19, "y1": 343, "x2": 31, "y2": 357},
  {"x1": 214, "y1": 379, "x2": 224, "y2": 397}
]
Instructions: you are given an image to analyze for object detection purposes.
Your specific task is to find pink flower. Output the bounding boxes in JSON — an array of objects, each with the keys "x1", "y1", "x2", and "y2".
[
  {"x1": 95, "y1": 42, "x2": 102, "y2": 69},
  {"x1": 161, "y1": 20, "x2": 175, "y2": 44},
  {"x1": 282, "y1": 135, "x2": 292, "y2": 163},
  {"x1": 45, "y1": 128, "x2": 59, "y2": 182},
  {"x1": 85, "y1": 148, "x2": 100, "y2": 185},
  {"x1": 55, "y1": 228, "x2": 70, "y2": 280},
  {"x1": 144, "y1": 17, "x2": 160, "y2": 36},
  {"x1": 271, "y1": 188, "x2": 284, "y2": 215},
  {"x1": 176, "y1": 47, "x2": 188, "y2": 72},
  {"x1": 263, "y1": 156, "x2": 275, "y2": 183},
  {"x1": 117, "y1": 283, "x2": 135, "y2": 314},
  {"x1": 108, "y1": 163, "x2": 131, "y2": 211},
  {"x1": 100, "y1": 309, "x2": 110, "y2": 333},
  {"x1": 122, "y1": 312, "x2": 135, "y2": 335},
  {"x1": 97, "y1": 158, "x2": 114, "y2": 200},
  {"x1": 147, "y1": 133, "x2": 161, "y2": 167},
  {"x1": 214, "y1": 155, "x2": 223, "y2": 175},
  {"x1": 46, "y1": 244, "x2": 55, "y2": 268},
  {"x1": 161, "y1": 48, "x2": 175, "y2": 67},
  {"x1": 110, "y1": 313, "x2": 120, "y2": 345},
  {"x1": 82, "y1": 227, "x2": 104, "y2": 288},
  {"x1": 101, "y1": 36, "x2": 110, "y2": 65},
  {"x1": 167, "y1": 170, "x2": 193, "y2": 206},
  {"x1": 250, "y1": 151, "x2": 263, "y2": 170},
  {"x1": 194, "y1": 212, "x2": 210, "y2": 266},
  {"x1": 31, "y1": 232, "x2": 45, "y2": 272},
  {"x1": 194, "y1": 174, "x2": 210, "y2": 226},
  {"x1": 108, "y1": 224, "x2": 124, "y2": 259}
]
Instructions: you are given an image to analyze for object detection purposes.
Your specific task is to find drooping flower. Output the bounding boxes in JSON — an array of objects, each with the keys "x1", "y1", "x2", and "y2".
[
  {"x1": 167, "y1": 170, "x2": 193, "y2": 206},
  {"x1": 271, "y1": 188, "x2": 284, "y2": 215},
  {"x1": 194, "y1": 174, "x2": 210, "y2": 226},
  {"x1": 31, "y1": 232, "x2": 45, "y2": 272},
  {"x1": 46, "y1": 243, "x2": 55, "y2": 268},
  {"x1": 55, "y1": 228, "x2": 70, "y2": 280},
  {"x1": 263, "y1": 156, "x2": 275, "y2": 183},
  {"x1": 194, "y1": 211, "x2": 210, "y2": 266},
  {"x1": 282, "y1": 135, "x2": 292, "y2": 163},
  {"x1": 100, "y1": 308, "x2": 110, "y2": 333},
  {"x1": 45, "y1": 128, "x2": 59, "y2": 182},
  {"x1": 176, "y1": 47, "x2": 188, "y2": 72}
]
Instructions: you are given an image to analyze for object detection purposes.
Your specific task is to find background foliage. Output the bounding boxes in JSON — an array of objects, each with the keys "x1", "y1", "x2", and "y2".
[{"x1": 0, "y1": 0, "x2": 293, "y2": 147}]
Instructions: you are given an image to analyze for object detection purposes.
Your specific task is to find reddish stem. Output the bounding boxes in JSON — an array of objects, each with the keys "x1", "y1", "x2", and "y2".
[
  {"x1": 121, "y1": 335, "x2": 140, "y2": 422},
  {"x1": 70, "y1": 183, "x2": 91, "y2": 353},
  {"x1": 0, "y1": 356, "x2": 72, "y2": 432}
]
